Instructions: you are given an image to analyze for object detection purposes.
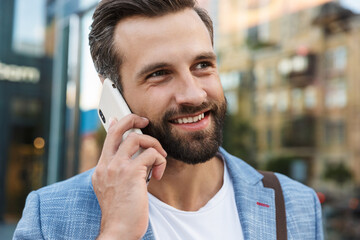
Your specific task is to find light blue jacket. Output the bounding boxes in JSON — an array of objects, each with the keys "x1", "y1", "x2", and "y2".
[{"x1": 14, "y1": 148, "x2": 323, "y2": 239}]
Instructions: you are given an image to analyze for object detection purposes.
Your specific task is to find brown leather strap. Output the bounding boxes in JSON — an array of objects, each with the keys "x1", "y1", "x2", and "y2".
[{"x1": 259, "y1": 171, "x2": 287, "y2": 240}]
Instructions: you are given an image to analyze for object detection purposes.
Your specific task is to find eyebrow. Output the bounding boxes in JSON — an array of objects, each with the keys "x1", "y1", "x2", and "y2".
[
  {"x1": 136, "y1": 51, "x2": 217, "y2": 80},
  {"x1": 136, "y1": 62, "x2": 171, "y2": 80},
  {"x1": 194, "y1": 51, "x2": 217, "y2": 62}
]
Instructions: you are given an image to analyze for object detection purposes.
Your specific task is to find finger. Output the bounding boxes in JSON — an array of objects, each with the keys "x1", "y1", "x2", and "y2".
[
  {"x1": 115, "y1": 132, "x2": 167, "y2": 160},
  {"x1": 134, "y1": 148, "x2": 167, "y2": 180},
  {"x1": 101, "y1": 114, "x2": 149, "y2": 159}
]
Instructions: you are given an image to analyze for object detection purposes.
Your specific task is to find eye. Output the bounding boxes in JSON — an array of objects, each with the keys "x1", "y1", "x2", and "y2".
[
  {"x1": 146, "y1": 70, "x2": 169, "y2": 79},
  {"x1": 194, "y1": 61, "x2": 213, "y2": 70}
]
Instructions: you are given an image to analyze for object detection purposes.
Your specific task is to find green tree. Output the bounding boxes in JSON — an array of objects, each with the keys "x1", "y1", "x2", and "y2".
[
  {"x1": 323, "y1": 162, "x2": 352, "y2": 185},
  {"x1": 264, "y1": 156, "x2": 297, "y2": 176},
  {"x1": 222, "y1": 114, "x2": 256, "y2": 167}
]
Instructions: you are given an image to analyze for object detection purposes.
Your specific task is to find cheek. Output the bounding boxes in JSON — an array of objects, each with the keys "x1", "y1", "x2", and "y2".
[
  {"x1": 203, "y1": 78, "x2": 224, "y2": 100},
  {"x1": 129, "y1": 89, "x2": 172, "y2": 120},
  {"x1": 123, "y1": 90, "x2": 148, "y2": 117}
]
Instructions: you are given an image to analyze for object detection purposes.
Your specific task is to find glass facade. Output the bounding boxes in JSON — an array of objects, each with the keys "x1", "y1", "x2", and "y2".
[
  {"x1": 0, "y1": 0, "x2": 99, "y2": 237},
  {"x1": 12, "y1": 0, "x2": 46, "y2": 56},
  {"x1": 0, "y1": 0, "x2": 359, "y2": 239},
  {"x1": 0, "y1": 0, "x2": 54, "y2": 234}
]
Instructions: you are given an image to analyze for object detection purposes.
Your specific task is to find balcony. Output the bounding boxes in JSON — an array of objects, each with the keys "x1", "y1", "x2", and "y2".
[
  {"x1": 281, "y1": 115, "x2": 316, "y2": 148},
  {"x1": 278, "y1": 54, "x2": 316, "y2": 88}
]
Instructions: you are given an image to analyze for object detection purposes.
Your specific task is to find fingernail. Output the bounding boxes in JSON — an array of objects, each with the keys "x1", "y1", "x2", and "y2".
[
  {"x1": 162, "y1": 149, "x2": 167, "y2": 157},
  {"x1": 141, "y1": 117, "x2": 149, "y2": 121}
]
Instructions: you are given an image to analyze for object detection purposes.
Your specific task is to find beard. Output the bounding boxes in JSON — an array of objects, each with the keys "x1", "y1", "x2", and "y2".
[{"x1": 142, "y1": 97, "x2": 227, "y2": 165}]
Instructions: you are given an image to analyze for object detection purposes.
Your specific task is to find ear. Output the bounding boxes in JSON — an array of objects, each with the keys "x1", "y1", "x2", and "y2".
[{"x1": 98, "y1": 74, "x2": 105, "y2": 84}]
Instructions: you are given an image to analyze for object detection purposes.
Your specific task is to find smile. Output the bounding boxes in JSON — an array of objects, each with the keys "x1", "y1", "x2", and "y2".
[{"x1": 171, "y1": 112, "x2": 206, "y2": 124}]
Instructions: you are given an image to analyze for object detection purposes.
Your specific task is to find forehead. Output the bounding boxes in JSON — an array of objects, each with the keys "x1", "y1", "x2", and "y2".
[{"x1": 113, "y1": 9, "x2": 213, "y2": 69}]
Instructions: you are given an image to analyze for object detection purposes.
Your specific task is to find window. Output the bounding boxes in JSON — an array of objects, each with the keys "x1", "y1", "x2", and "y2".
[
  {"x1": 304, "y1": 86, "x2": 317, "y2": 109},
  {"x1": 324, "y1": 120, "x2": 346, "y2": 145},
  {"x1": 334, "y1": 46, "x2": 347, "y2": 71},
  {"x1": 265, "y1": 68, "x2": 274, "y2": 88},
  {"x1": 12, "y1": 0, "x2": 46, "y2": 56},
  {"x1": 277, "y1": 90, "x2": 288, "y2": 112},
  {"x1": 324, "y1": 46, "x2": 347, "y2": 72},
  {"x1": 220, "y1": 71, "x2": 241, "y2": 90},
  {"x1": 225, "y1": 91, "x2": 238, "y2": 114},
  {"x1": 80, "y1": 10, "x2": 102, "y2": 111},
  {"x1": 79, "y1": 0, "x2": 99, "y2": 9},
  {"x1": 325, "y1": 79, "x2": 347, "y2": 109},
  {"x1": 264, "y1": 92, "x2": 276, "y2": 114},
  {"x1": 258, "y1": 22, "x2": 270, "y2": 42}
]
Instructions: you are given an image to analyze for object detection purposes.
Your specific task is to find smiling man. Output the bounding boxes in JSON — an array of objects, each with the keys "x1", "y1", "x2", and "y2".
[{"x1": 14, "y1": 1, "x2": 323, "y2": 239}]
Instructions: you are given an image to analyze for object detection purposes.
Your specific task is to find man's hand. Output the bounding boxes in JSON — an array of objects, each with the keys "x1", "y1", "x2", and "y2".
[{"x1": 92, "y1": 114, "x2": 167, "y2": 240}]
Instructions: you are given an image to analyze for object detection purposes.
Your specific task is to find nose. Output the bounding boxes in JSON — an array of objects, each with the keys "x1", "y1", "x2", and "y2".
[{"x1": 174, "y1": 72, "x2": 207, "y2": 106}]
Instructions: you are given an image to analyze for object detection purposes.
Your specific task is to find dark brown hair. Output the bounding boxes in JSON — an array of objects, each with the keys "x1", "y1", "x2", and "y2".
[{"x1": 89, "y1": 0, "x2": 213, "y2": 90}]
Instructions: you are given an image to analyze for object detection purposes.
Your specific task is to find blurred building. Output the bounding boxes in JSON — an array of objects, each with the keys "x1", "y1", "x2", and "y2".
[
  {"x1": 0, "y1": 0, "x2": 102, "y2": 228},
  {"x1": 217, "y1": 0, "x2": 360, "y2": 193},
  {"x1": 0, "y1": 0, "x2": 55, "y2": 224}
]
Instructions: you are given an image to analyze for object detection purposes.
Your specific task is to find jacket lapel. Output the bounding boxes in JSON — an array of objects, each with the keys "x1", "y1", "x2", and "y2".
[{"x1": 221, "y1": 148, "x2": 277, "y2": 240}]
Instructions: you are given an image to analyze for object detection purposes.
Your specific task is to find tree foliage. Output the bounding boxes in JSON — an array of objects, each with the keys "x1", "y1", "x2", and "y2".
[
  {"x1": 222, "y1": 113, "x2": 256, "y2": 167},
  {"x1": 323, "y1": 162, "x2": 352, "y2": 185}
]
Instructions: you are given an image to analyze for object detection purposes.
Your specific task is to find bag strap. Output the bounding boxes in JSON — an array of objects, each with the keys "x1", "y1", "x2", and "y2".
[{"x1": 258, "y1": 171, "x2": 287, "y2": 240}]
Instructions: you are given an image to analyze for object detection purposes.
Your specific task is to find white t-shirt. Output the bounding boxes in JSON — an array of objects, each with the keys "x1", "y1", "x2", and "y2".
[{"x1": 148, "y1": 161, "x2": 244, "y2": 240}]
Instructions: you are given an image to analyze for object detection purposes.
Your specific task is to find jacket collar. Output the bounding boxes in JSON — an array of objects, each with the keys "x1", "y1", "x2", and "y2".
[
  {"x1": 221, "y1": 148, "x2": 277, "y2": 240},
  {"x1": 219, "y1": 147, "x2": 263, "y2": 185},
  {"x1": 142, "y1": 148, "x2": 277, "y2": 240}
]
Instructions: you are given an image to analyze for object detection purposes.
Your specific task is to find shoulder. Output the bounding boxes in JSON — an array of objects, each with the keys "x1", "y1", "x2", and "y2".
[
  {"x1": 275, "y1": 172, "x2": 317, "y2": 199},
  {"x1": 35, "y1": 168, "x2": 95, "y2": 199},
  {"x1": 275, "y1": 172, "x2": 320, "y2": 215},
  {"x1": 34, "y1": 168, "x2": 101, "y2": 224},
  {"x1": 275, "y1": 173, "x2": 323, "y2": 238},
  {"x1": 14, "y1": 169, "x2": 101, "y2": 239}
]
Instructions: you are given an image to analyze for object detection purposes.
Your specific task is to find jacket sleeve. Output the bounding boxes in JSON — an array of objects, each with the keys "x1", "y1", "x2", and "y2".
[
  {"x1": 314, "y1": 190, "x2": 324, "y2": 240},
  {"x1": 13, "y1": 191, "x2": 44, "y2": 240}
]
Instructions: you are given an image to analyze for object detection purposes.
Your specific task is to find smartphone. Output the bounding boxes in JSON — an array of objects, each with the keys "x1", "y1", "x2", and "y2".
[
  {"x1": 98, "y1": 78, "x2": 141, "y2": 135},
  {"x1": 98, "y1": 78, "x2": 151, "y2": 182}
]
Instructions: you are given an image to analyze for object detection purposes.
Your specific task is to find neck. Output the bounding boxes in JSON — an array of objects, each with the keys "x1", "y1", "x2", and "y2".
[{"x1": 147, "y1": 155, "x2": 224, "y2": 211}]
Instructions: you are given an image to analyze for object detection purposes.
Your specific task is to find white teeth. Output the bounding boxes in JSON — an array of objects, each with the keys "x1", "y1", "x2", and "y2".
[{"x1": 173, "y1": 113, "x2": 205, "y2": 124}]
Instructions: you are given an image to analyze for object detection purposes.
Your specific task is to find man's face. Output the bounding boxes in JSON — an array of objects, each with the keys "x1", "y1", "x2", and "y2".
[{"x1": 113, "y1": 9, "x2": 226, "y2": 164}]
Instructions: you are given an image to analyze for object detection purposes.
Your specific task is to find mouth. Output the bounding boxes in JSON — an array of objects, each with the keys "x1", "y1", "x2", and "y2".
[{"x1": 169, "y1": 111, "x2": 210, "y2": 124}]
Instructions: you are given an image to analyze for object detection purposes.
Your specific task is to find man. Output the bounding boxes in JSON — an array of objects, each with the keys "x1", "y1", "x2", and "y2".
[{"x1": 14, "y1": 0, "x2": 323, "y2": 239}]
